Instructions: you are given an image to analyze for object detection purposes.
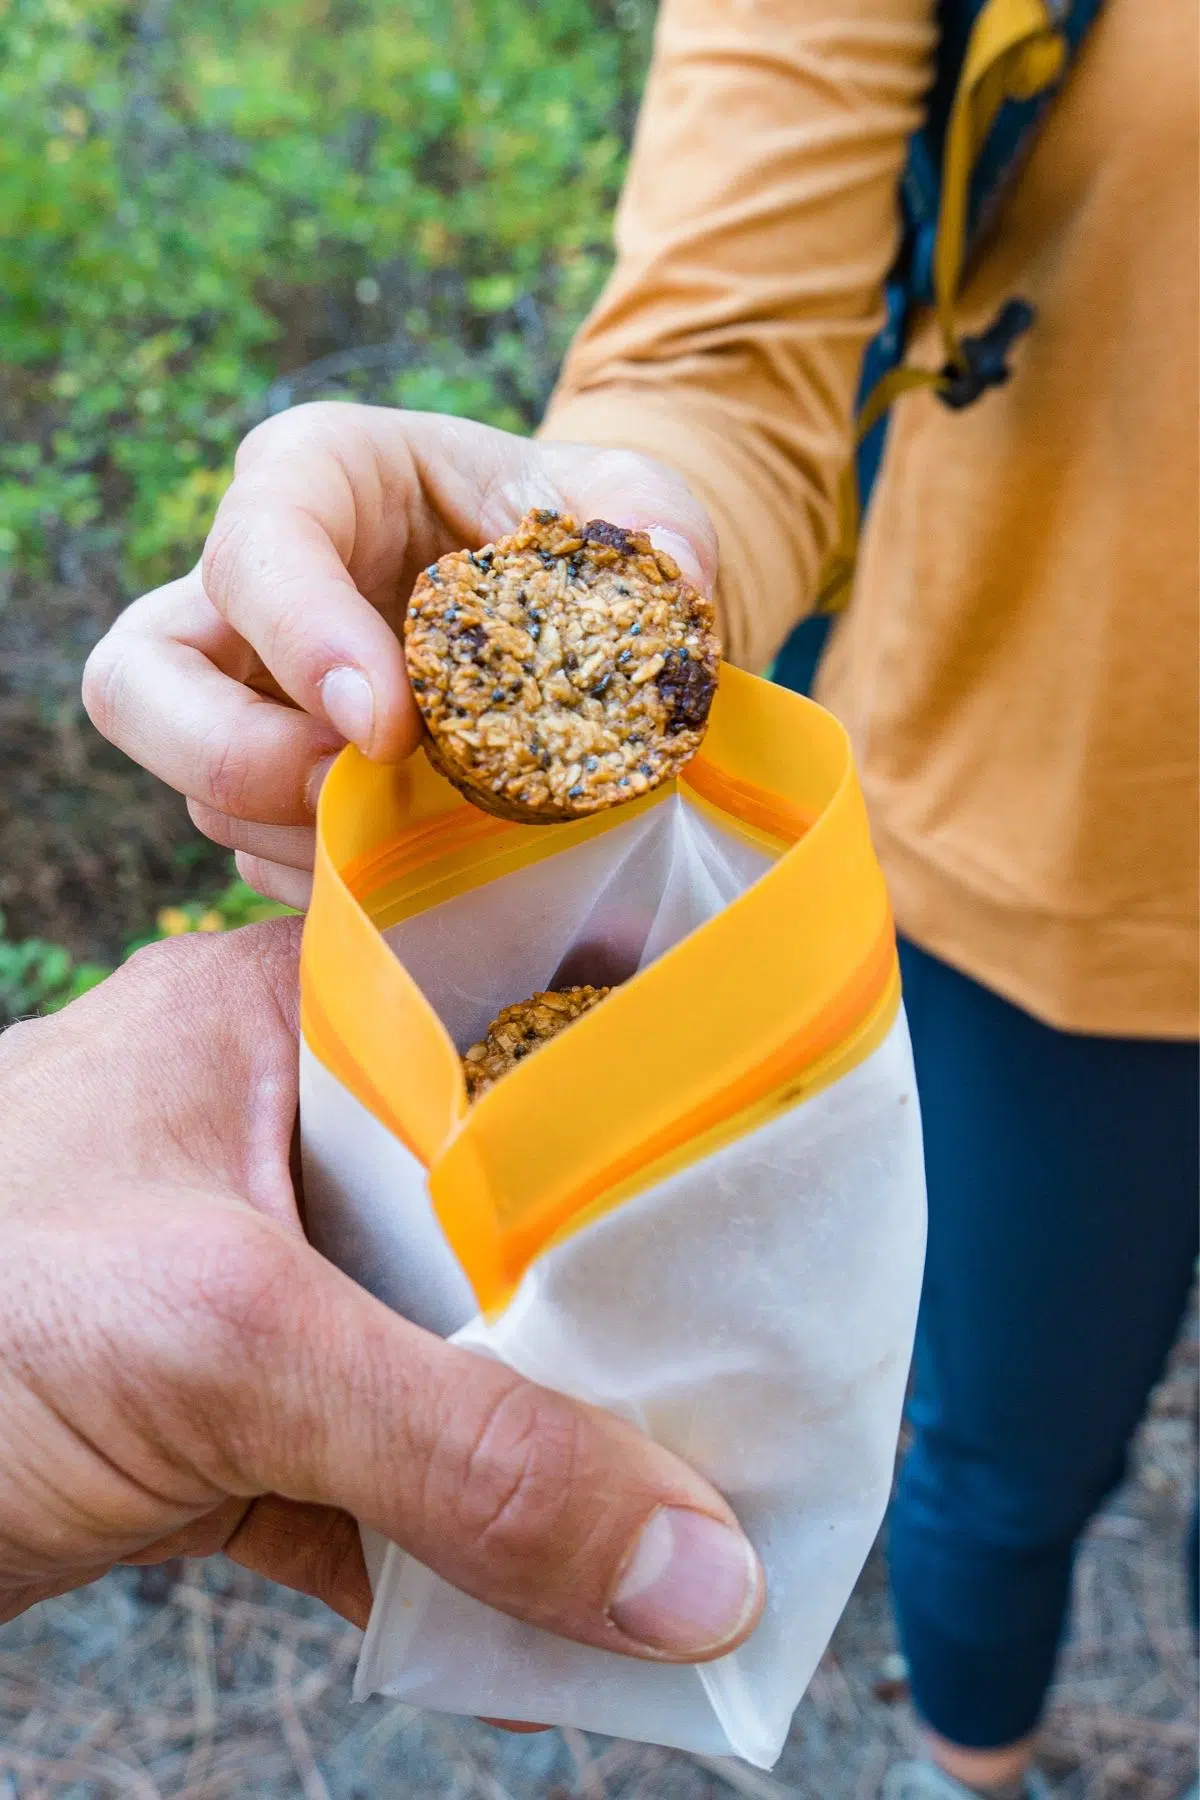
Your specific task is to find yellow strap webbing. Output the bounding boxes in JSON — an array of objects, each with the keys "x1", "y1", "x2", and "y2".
[{"x1": 816, "y1": 0, "x2": 1067, "y2": 615}]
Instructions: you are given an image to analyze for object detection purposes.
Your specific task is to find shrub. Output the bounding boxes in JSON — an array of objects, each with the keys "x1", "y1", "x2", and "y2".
[
  {"x1": 0, "y1": 0, "x2": 652, "y2": 1014},
  {"x1": 0, "y1": 0, "x2": 652, "y2": 590},
  {"x1": 0, "y1": 872, "x2": 292, "y2": 1022}
]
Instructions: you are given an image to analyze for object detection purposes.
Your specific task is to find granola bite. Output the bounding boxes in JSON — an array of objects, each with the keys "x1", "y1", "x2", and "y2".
[
  {"x1": 404, "y1": 508, "x2": 720, "y2": 822},
  {"x1": 463, "y1": 985, "x2": 611, "y2": 1100}
]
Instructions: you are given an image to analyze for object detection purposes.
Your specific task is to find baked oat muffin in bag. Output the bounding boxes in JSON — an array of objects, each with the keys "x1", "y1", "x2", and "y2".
[{"x1": 463, "y1": 986, "x2": 612, "y2": 1100}]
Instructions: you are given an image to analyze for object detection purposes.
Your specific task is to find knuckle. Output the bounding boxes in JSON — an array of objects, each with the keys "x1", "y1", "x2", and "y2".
[
  {"x1": 199, "y1": 729, "x2": 257, "y2": 818},
  {"x1": 233, "y1": 413, "x2": 286, "y2": 472},
  {"x1": 235, "y1": 402, "x2": 344, "y2": 473},
  {"x1": 233, "y1": 852, "x2": 310, "y2": 911},
  {"x1": 233, "y1": 849, "x2": 270, "y2": 891},
  {"x1": 186, "y1": 796, "x2": 234, "y2": 846},
  {"x1": 453, "y1": 1380, "x2": 584, "y2": 1569},
  {"x1": 201, "y1": 502, "x2": 329, "y2": 690},
  {"x1": 0, "y1": 1013, "x2": 48, "y2": 1064},
  {"x1": 118, "y1": 934, "x2": 188, "y2": 989},
  {"x1": 188, "y1": 801, "x2": 279, "y2": 861},
  {"x1": 200, "y1": 502, "x2": 256, "y2": 616},
  {"x1": 166, "y1": 1216, "x2": 295, "y2": 1382},
  {"x1": 116, "y1": 931, "x2": 231, "y2": 1022},
  {"x1": 80, "y1": 632, "x2": 124, "y2": 742},
  {"x1": 283, "y1": 400, "x2": 349, "y2": 441},
  {"x1": 113, "y1": 916, "x2": 296, "y2": 1041},
  {"x1": 115, "y1": 935, "x2": 203, "y2": 1015}
]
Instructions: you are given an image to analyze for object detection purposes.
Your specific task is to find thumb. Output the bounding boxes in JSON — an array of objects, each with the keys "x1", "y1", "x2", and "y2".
[
  {"x1": 488, "y1": 434, "x2": 720, "y2": 602},
  {"x1": 547, "y1": 441, "x2": 719, "y2": 602},
  {"x1": 199, "y1": 1216, "x2": 763, "y2": 1663},
  {"x1": 399, "y1": 413, "x2": 719, "y2": 602}
]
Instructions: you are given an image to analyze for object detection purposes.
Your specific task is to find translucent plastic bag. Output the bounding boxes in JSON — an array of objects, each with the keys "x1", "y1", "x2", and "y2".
[{"x1": 299, "y1": 667, "x2": 926, "y2": 1768}]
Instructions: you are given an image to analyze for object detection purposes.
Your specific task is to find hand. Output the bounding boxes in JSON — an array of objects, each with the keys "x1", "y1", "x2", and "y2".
[
  {"x1": 0, "y1": 920, "x2": 763, "y2": 1663},
  {"x1": 83, "y1": 407, "x2": 718, "y2": 908}
]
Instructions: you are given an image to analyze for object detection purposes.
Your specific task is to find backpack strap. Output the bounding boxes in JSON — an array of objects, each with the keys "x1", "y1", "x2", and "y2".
[{"x1": 815, "y1": 0, "x2": 1103, "y2": 614}]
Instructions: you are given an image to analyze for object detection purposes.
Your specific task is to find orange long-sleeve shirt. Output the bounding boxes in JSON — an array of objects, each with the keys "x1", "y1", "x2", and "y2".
[{"x1": 543, "y1": 0, "x2": 1199, "y2": 1038}]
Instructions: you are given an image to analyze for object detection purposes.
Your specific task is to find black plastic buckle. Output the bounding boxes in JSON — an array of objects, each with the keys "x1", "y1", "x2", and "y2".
[{"x1": 938, "y1": 298, "x2": 1036, "y2": 410}]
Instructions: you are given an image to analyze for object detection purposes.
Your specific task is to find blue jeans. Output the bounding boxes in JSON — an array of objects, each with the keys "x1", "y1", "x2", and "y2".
[{"x1": 890, "y1": 936, "x2": 1199, "y2": 1747}]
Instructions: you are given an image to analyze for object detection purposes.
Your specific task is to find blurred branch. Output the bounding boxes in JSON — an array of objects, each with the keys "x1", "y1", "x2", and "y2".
[{"x1": 263, "y1": 339, "x2": 425, "y2": 416}]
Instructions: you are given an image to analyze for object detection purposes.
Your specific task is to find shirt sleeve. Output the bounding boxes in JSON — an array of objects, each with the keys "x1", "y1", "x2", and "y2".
[{"x1": 540, "y1": 0, "x2": 935, "y2": 671}]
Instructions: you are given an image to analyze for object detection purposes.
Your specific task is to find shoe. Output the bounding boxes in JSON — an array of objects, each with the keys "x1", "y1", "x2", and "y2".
[{"x1": 881, "y1": 1762, "x2": 1051, "y2": 1800}]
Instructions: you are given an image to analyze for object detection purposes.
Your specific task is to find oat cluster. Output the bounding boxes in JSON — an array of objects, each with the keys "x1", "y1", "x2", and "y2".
[
  {"x1": 462, "y1": 985, "x2": 612, "y2": 1100},
  {"x1": 404, "y1": 509, "x2": 720, "y2": 822}
]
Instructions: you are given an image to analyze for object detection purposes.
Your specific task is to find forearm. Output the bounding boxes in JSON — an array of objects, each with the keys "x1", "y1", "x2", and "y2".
[{"x1": 542, "y1": 0, "x2": 935, "y2": 670}]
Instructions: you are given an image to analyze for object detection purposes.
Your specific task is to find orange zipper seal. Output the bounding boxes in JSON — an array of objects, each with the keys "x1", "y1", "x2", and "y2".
[{"x1": 484, "y1": 916, "x2": 900, "y2": 1300}]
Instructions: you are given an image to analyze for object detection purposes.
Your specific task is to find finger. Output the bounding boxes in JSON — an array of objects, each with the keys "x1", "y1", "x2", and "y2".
[
  {"x1": 85, "y1": 604, "x2": 344, "y2": 826},
  {"x1": 38, "y1": 917, "x2": 306, "y2": 1198},
  {"x1": 394, "y1": 413, "x2": 721, "y2": 601},
  {"x1": 535, "y1": 441, "x2": 721, "y2": 599},
  {"x1": 185, "y1": 1222, "x2": 765, "y2": 1665},
  {"x1": 223, "y1": 1495, "x2": 372, "y2": 1629},
  {"x1": 201, "y1": 404, "x2": 720, "y2": 774},
  {"x1": 187, "y1": 802, "x2": 318, "y2": 872},
  {"x1": 233, "y1": 853, "x2": 313, "y2": 912},
  {"x1": 202, "y1": 412, "x2": 422, "y2": 762},
  {"x1": 120, "y1": 1496, "x2": 251, "y2": 1565}
]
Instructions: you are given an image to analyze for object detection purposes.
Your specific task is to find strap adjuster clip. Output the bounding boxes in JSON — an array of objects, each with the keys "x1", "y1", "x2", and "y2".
[{"x1": 938, "y1": 297, "x2": 1036, "y2": 410}]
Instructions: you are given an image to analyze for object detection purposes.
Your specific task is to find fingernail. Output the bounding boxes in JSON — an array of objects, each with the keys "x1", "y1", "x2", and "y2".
[
  {"x1": 305, "y1": 753, "x2": 337, "y2": 814},
  {"x1": 320, "y1": 666, "x2": 374, "y2": 749},
  {"x1": 607, "y1": 1508, "x2": 762, "y2": 1657}
]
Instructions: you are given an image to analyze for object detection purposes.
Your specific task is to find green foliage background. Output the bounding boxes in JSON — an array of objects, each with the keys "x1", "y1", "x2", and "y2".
[
  {"x1": 0, "y1": 0, "x2": 653, "y2": 1018},
  {"x1": 0, "y1": 876, "x2": 286, "y2": 1015}
]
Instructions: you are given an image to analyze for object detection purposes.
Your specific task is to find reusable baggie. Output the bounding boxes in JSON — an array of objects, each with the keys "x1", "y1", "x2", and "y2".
[{"x1": 299, "y1": 665, "x2": 926, "y2": 1770}]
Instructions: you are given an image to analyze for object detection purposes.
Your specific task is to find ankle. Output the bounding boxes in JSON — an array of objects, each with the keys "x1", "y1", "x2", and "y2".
[
  {"x1": 923, "y1": 1727, "x2": 1038, "y2": 1795},
  {"x1": 959, "y1": 1781, "x2": 1027, "y2": 1800}
]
